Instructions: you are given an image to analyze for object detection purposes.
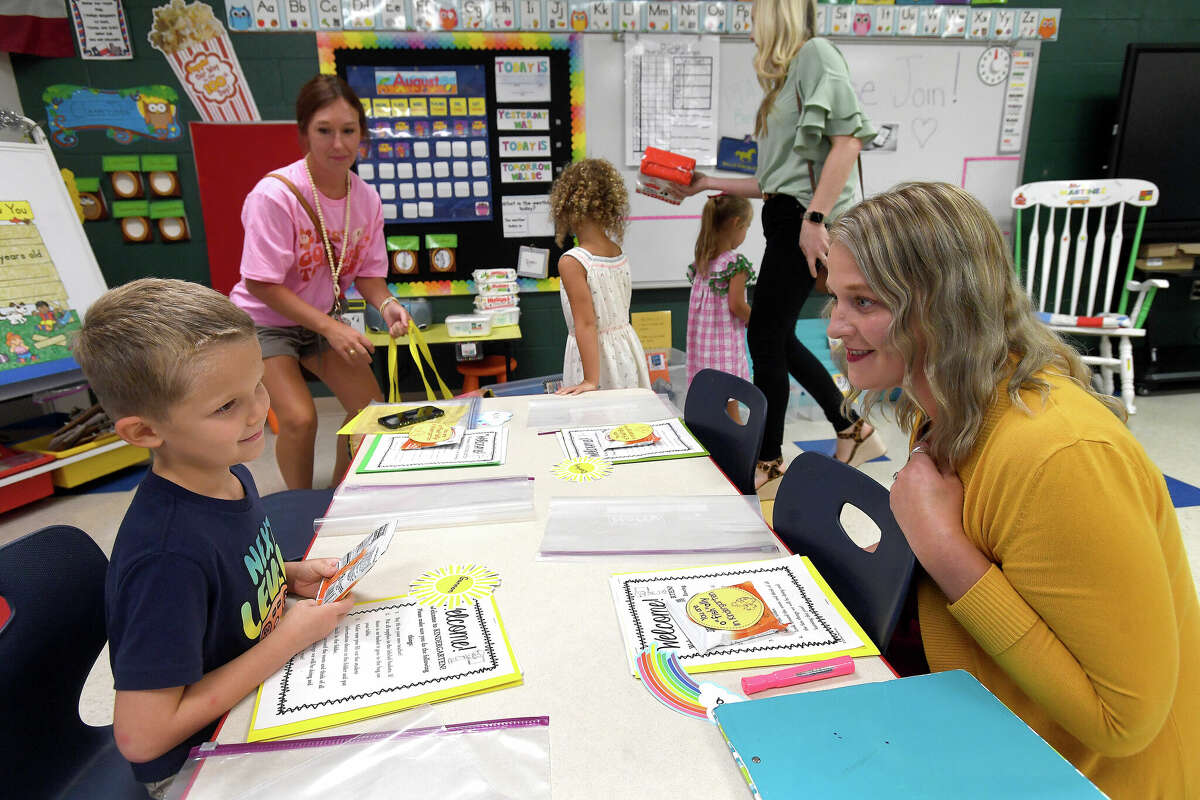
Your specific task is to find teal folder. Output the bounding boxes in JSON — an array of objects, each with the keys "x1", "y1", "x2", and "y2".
[{"x1": 712, "y1": 670, "x2": 1106, "y2": 798}]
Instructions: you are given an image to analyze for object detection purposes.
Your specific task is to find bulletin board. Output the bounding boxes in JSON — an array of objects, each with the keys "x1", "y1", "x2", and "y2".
[
  {"x1": 345, "y1": 63, "x2": 492, "y2": 224},
  {"x1": 323, "y1": 32, "x2": 584, "y2": 281}
]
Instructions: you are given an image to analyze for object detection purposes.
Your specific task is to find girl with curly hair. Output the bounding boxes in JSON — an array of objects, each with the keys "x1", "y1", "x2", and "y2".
[
  {"x1": 826, "y1": 182, "x2": 1199, "y2": 798},
  {"x1": 548, "y1": 158, "x2": 650, "y2": 394}
]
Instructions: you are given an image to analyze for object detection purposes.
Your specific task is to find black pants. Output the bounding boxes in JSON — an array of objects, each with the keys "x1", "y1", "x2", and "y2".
[{"x1": 748, "y1": 195, "x2": 856, "y2": 461}]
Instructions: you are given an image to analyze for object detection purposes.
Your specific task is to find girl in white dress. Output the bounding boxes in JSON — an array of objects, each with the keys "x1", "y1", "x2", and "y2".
[{"x1": 549, "y1": 159, "x2": 651, "y2": 394}]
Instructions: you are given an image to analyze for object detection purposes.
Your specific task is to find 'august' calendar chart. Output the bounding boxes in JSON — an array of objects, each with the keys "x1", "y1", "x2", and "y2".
[{"x1": 347, "y1": 64, "x2": 493, "y2": 224}]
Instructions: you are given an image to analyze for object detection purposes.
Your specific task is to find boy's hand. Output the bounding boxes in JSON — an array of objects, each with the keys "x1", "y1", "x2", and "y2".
[
  {"x1": 286, "y1": 558, "x2": 340, "y2": 599},
  {"x1": 276, "y1": 596, "x2": 355, "y2": 652}
]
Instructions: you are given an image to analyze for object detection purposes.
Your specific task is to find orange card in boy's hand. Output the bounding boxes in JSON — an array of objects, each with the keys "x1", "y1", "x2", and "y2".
[{"x1": 316, "y1": 520, "x2": 396, "y2": 604}]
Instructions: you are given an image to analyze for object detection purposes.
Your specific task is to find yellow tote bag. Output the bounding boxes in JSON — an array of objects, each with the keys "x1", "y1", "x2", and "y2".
[{"x1": 388, "y1": 326, "x2": 453, "y2": 402}]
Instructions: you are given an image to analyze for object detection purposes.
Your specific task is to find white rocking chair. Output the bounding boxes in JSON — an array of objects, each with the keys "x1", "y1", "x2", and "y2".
[{"x1": 1011, "y1": 179, "x2": 1168, "y2": 414}]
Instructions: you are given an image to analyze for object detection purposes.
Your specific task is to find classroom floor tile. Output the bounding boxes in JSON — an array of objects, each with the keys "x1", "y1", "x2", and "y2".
[{"x1": 793, "y1": 437, "x2": 892, "y2": 464}]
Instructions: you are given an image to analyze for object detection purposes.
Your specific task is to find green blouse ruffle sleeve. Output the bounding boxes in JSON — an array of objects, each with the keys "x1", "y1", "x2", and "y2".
[
  {"x1": 755, "y1": 38, "x2": 876, "y2": 215},
  {"x1": 794, "y1": 56, "x2": 877, "y2": 157}
]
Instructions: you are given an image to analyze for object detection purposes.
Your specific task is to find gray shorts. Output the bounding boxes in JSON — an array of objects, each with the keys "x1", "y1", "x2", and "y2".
[{"x1": 256, "y1": 325, "x2": 326, "y2": 361}]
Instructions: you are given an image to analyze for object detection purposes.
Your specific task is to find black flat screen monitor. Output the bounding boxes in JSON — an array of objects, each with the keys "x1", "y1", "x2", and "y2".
[{"x1": 1106, "y1": 43, "x2": 1200, "y2": 243}]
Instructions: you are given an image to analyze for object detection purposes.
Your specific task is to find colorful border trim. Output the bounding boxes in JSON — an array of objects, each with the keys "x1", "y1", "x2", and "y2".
[
  {"x1": 317, "y1": 32, "x2": 585, "y2": 161},
  {"x1": 380, "y1": 277, "x2": 560, "y2": 297}
]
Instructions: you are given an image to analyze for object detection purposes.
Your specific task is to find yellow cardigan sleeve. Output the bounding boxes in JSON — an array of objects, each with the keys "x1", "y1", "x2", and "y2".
[{"x1": 948, "y1": 439, "x2": 1180, "y2": 757}]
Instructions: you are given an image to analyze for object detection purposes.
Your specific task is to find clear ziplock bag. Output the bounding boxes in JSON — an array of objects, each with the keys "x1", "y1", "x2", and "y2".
[
  {"x1": 525, "y1": 393, "x2": 679, "y2": 429},
  {"x1": 537, "y1": 495, "x2": 780, "y2": 559},
  {"x1": 167, "y1": 709, "x2": 550, "y2": 800},
  {"x1": 315, "y1": 476, "x2": 536, "y2": 536}
]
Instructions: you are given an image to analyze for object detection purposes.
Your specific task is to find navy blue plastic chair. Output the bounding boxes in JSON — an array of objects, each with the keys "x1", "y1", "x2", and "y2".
[
  {"x1": 771, "y1": 451, "x2": 916, "y2": 650},
  {"x1": 683, "y1": 368, "x2": 768, "y2": 495},
  {"x1": 261, "y1": 488, "x2": 334, "y2": 561},
  {"x1": 0, "y1": 525, "x2": 149, "y2": 799}
]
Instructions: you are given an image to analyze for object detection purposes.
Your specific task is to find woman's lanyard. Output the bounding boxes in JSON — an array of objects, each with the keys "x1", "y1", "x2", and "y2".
[{"x1": 303, "y1": 156, "x2": 352, "y2": 320}]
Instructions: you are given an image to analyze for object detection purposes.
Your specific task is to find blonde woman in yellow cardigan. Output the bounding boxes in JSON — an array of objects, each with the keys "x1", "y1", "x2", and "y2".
[{"x1": 823, "y1": 182, "x2": 1198, "y2": 799}]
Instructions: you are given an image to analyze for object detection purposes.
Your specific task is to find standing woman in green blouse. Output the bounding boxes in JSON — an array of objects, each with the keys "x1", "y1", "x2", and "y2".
[{"x1": 675, "y1": 0, "x2": 884, "y2": 488}]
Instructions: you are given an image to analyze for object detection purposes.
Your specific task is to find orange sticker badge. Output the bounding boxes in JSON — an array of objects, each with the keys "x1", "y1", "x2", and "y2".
[
  {"x1": 608, "y1": 423, "x2": 655, "y2": 443},
  {"x1": 402, "y1": 421, "x2": 455, "y2": 448}
]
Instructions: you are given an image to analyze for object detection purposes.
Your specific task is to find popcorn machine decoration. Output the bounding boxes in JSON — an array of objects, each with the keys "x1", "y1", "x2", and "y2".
[{"x1": 147, "y1": 0, "x2": 260, "y2": 122}]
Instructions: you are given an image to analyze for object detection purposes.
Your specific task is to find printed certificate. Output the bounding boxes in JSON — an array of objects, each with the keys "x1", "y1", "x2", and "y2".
[
  {"x1": 248, "y1": 595, "x2": 522, "y2": 741},
  {"x1": 355, "y1": 429, "x2": 508, "y2": 473},
  {"x1": 556, "y1": 418, "x2": 707, "y2": 464},
  {"x1": 610, "y1": 556, "x2": 878, "y2": 675}
]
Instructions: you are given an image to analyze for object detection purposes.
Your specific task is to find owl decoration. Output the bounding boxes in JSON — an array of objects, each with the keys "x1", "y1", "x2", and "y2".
[
  {"x1": 227, "y1": 5, "x2": 252, "y2": 29},
  {"x1": 853, "y1": 11, "x2": 870, "y2": 36},
  {"x1": 137, "y1": 95, "x2": 176, "y2": 134}
]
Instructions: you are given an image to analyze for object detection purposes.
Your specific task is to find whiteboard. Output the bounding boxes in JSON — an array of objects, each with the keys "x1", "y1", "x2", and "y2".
[
  {"x1": 583, "y1": 37, "x2": 1039, "y2": 288},
  {"x1": 0, "y1": 132, "x2": 108, "y2": 396}
]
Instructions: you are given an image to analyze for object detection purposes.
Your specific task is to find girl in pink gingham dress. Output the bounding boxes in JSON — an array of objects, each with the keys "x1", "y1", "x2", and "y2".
[{"x1": 687, "y1": 195, "x2": 755, "y2": 399}]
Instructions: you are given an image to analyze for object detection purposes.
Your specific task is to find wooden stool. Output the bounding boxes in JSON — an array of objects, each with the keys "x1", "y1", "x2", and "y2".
[{"x1": 456, "y1": 356, "x2": 517, "y2": 393}]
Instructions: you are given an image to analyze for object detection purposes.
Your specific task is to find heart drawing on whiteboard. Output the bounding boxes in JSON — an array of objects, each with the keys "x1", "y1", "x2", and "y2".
[{"x1": 912, "y1": 118, "x2": 938, "y2": 148}]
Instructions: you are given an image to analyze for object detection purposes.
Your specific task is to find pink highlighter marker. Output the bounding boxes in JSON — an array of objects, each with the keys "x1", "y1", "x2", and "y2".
[{"x1": 741, "y1": 656, "x2": 856, "y2": 695}]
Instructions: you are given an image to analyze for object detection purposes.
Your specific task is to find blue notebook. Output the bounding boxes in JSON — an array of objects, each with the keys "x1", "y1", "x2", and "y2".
[{"x1": 712, "y1": 670, "x2": 1106, "y2": 798}]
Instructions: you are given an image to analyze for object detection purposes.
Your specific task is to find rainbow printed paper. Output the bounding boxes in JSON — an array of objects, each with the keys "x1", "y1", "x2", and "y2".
[{"x1": 636, "y1": 644, "x2": 708, "y2": 720}]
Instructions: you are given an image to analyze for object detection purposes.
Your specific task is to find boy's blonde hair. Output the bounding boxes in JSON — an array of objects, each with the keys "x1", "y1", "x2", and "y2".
[
  {"x1": 73, "y1": 278, "x2": 256, "y2": 420},
  {"x1": 752, "y1": 0, "x2": 817, "y2": 138},
  {"x1": 693, "y1": 194, "x2": 754, "y2": 277},
  {"x1": 548, "y1": 158, "x2": 629, "y2": 247},
  {"x1": 829, "y1": 182, "x2": 1124, "y2": 471}
]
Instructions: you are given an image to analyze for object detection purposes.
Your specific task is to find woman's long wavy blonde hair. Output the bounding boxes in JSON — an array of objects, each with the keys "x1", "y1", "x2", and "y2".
[
  {"x1": 752, "y1": 0, "x2": 817, "y2": 138},
  {"x1": 828, "y1": 182, "x2": 1125, "y2": 472}
]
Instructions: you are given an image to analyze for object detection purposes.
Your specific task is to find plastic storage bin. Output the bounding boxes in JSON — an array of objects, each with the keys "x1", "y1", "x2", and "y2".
[
  {"x1": 14, "y1": 433, "x2": 150, "y2": 488},
  {"x1": 444, "y1": 314, "x2": 493, "y2": 338},
  {"x1": 483, "y1": 306, "x2": 521, "y2": 327},
  {"x1": 488, "y1": 373, "x2": 564, "y2": 397},
  {"x1": 0, "y1": 448, "x2": 56, "y2": 513}
]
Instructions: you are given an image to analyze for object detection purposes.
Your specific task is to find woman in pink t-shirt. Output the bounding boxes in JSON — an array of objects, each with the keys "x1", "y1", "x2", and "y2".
[{"x1": 229, "y1": 75, "x2": 411, "y2": 489}]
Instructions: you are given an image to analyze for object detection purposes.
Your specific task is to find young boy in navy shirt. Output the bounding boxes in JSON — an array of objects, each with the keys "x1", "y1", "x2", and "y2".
[{"x1": 74, "y1": 279, "x2": 354, "y2": 796}]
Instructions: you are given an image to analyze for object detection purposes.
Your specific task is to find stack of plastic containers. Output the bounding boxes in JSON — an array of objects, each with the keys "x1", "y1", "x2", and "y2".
[{"x1": 472, "y1": 268, "x2": 521, "y2": 329}]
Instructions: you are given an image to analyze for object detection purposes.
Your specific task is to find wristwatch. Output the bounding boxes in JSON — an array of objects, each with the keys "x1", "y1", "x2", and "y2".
[{"x1": 804, "y1": 210, "x2": 826, "y2": 225}]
